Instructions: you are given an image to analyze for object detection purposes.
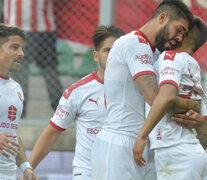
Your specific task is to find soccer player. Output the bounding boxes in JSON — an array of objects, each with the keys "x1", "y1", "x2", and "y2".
[
  {"x1": 4, "y1": 0, "x2": 63, "y2": 117},
  {"x1": 0, "y1": 24, "x2": 38, "y2": 180},
  {"x1": 91, "y1": 1, "x2": 204, "y2": 180},
  {"x1": 29, "y1": 25, "x2": 125, "y2": 179},
  {"x1": 133, "y1": 16, "x2": 207, "y2": 180}
]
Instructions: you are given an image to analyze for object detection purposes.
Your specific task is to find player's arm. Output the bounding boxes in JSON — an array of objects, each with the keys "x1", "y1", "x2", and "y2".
[
  {"x1": 17, "y1": 137, "x2": 38, "y2": 179},
  {"x1": 135, "y1": 74, "x2": 158, "y2": 105},
  {"x1": 196, "y1": 116, "x2": 207, "y2": 150},
  {"x1": 170, "y1": 96, "x2": 201, "y2": 114},
  {"x1": 194, "y1": 101, "x2": 207, "y2": 149},
  {"x1": 139, "y1": 83, "x2": 177, "y2": 138},
  {"x1": 133, "y1": 83, "x2": 177, "y2": 167},
  {"x1": 29, "y1": 124, "x2": 62, "y2": 169},
  {"x1": 172, "y1": 109, "x2": 204, "y2": 129}
]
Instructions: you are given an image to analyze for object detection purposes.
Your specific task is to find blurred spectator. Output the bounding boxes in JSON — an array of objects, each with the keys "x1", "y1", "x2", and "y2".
[{"x1": 3, "y1": 0, "x2": 63, "y2": 117}]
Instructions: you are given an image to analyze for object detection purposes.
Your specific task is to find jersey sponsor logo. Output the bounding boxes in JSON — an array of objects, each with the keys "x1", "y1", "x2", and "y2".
[
  {"x1": 63, "y1": 89, "x2": 72, "y2": 99},
  {"x1": 55, "y1": 105, "x2": 70, "y2": 118},
  {"x1": 89, "y1": 97, "x2": 99, "y2": 106},
  {"x1": 87, "y1": 128, "x2": 101, "y2": 134},
  {"x1": 160, "y1": 66, "x2": 180, "y2": 76},
  {"x1": 163, "y1": 51, "x2": 176, "y2": 61},
  {"x1": 17, "y1": 92, "x2": 23, "y2": 102},
  {"x1": 135, "y1": 54, "x2": 152, "y2": 64},
  {"x1": 8, "y1": 105, "x2": 17, "y2": 121},
  {"x1": 0, "y1": 122, "x2": 18, "y2": 130}
]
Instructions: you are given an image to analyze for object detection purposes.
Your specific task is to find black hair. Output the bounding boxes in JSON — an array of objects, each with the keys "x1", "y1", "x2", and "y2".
[
  {"x1": 151, "y1": 0, "x2": 193, "y2": 29},
  {"x1": 188, "y1": 16, "x2": 207, "y2": 52}
]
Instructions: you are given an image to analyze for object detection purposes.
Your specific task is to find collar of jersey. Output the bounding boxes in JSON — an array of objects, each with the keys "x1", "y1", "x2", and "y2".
[
  {"x1": 93, "y1": 70, "x2": 104, "y2": 84},
  {"x1": 137, "y1": 30, "x2": 155, "y2": 52},
  {"x1": 0, "y1": 74, "x2": 9, "y2": 80}
]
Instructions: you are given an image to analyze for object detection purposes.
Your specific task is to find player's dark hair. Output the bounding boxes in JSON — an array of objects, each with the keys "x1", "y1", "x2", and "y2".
[
  {"x1": 187, "y1": 16, "x2": 207, "y2": 52},
  {"x1": 92, "y1": 25, "x2": 125, "y2": 50},
  {"x1": 0, "y1": 24, "x2": 26, "y2": 45},
  {"x1": 151, "y1": 0, "x2": 193, "y2": 29}
]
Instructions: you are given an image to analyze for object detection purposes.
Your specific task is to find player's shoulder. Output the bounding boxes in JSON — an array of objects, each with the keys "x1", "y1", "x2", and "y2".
[
  {"x1": 116, "y1": 30, "x2": 144, "y2": 44},
  {"x1": 10, "y1": 77, "x2": 22, "y2": 89},
  {"x1": 126, "y1": 30, "x2": 155, "y2": 51},
  {"x1": 62, "y1": 71, "x2": 99, "y2": 99},
  {"x1": 160, "y1": 50, "x2": 187, "y2": 61}
]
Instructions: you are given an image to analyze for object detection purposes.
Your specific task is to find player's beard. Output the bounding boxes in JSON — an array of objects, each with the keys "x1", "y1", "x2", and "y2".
[
  {"x1": 155, "y1": 24, "x2": 182, "y2": 52},
  {"x1": 155, "y1": 25, "x2": 170, "y2": 52}
]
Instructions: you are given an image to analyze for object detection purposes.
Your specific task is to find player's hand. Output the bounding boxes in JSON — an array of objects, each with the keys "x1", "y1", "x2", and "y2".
[
  {"x1": 20, "y1": 168, "x2": 39, "y2": 180},
  {"x1": 0, "y1": 133, "x2": 19, "y2": 157},
  {"x1": 133, "y1": 136, "x2": 146, "y2": 167},
  {"x1": 171, "y1": 109, "x2": 204, "y2": 129}
]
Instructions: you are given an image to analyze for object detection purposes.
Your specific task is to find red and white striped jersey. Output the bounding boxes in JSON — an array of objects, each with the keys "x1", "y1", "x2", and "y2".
[
  {"x1": 50, "y1": 70, "x2": 105, "y2": 174},
  {"x1": 4, "y1": 0, "x2": 55, "y2": 32},
  {"x1": 102, "y1": 30, "x2": 157, "y2": 138},
  {"x1": 0, "y1": 75, "x2": 23, "y2": 179},
  {"x1": 148, "y1": 51, "x2": 206, "y2": 150}
]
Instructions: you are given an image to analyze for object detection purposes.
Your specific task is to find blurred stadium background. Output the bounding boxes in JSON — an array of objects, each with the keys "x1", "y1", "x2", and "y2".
[{"x1": 1, "y1": 0, "x2": 207, "y2": 179}]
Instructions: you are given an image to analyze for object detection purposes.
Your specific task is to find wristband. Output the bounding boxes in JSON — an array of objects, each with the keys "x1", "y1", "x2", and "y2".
[{"x1": 20, "y1": 161, "x2": 33, "y2": 173}]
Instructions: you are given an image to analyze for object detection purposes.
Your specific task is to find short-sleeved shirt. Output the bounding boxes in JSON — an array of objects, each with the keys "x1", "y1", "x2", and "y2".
[
  {"x1": 50, "y1": 70, "x2": 105, "y2": 171},
  {"x1": 149, "y1": 51, "x2": 206, "y2": 149},
  {"x1": 102, "y1": 30, "x2": 157, "y2": 138},
  {"x1": 0, "y1": 75, "x2": 23, "y2": 180}
]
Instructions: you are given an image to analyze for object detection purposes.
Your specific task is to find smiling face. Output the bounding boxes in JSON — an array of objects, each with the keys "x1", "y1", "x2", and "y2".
[
  {"x1": 0, "y1": 35, "x2": 24, "y2": 76},
  {"x1": 155, "y1": 17, "x2": 189, "y2": 52}
]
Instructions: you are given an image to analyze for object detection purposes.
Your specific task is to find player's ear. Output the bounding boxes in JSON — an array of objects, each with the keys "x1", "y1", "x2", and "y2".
[
  {"x1": 158, "y1": 12, "x2": 168, "y2": 26},
  {"x1": 93, "y1": 50, "x2": 99, "y2": 63}
]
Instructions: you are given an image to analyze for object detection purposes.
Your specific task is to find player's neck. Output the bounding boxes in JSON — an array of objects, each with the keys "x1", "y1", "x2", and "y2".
[
  {"x1": 0, "y1": 68, "x2": 9, "y2": 77},
  {"x1": 176, "y1": 45, "x2": 194, "y2": 56},
  {"x1": 96, "y1": 68, "x2": 104, "y2": 81},
  {"x1": 140, "y1": 21, "x2": 157, "y2": 47}
]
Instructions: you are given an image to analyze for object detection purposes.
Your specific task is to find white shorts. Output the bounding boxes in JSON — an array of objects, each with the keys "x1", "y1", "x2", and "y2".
[
  {"x1": 144, "y1": 143, "x2": 157, "y2": 180},
  {"x1": 154, "y1": 143, "x2": 207, "y2": 180},
  {"x1": 91, "y1": 130, "x2": 148, "y2": 180},
  {"x1": 72, "y1": 167, "x2": 91, "y2": 180}
]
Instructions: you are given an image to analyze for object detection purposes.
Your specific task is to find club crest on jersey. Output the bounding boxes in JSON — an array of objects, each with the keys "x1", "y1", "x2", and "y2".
[
  {"x1": 163, "y1": 51, "x2": 176, "y2": 61},
  {"x1": 17, "y1": 92, "x2": 23, "y2": 102},
  {"x1": 8, "y1": 105, "x2": 17, "y2": 121}
]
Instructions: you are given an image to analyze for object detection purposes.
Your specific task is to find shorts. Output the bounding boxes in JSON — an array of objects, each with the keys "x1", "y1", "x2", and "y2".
[
  {"x1": 91, "y1": 130, "x2": 148, "y2": 180},
  {"x1": 72, "y1": 167, "x2": 91, "y2": 180},
  {"x1": 154, "y1": 143, "x2": 207, "y2": 180},
  {"x1": 144, "y1": 142, "x2": 157, "y2": 180}
]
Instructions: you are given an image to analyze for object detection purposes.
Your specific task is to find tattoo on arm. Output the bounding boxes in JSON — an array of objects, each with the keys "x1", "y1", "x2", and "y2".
[
  {"x1": 16, "y1": 138, "x2": 28, "y2": 168},
  {"x1": 141, "y1": 75, "x2": 158, "y2": 92},
  {"x1": 170, "y1": 97, "x2": 201, "y2": 114}
]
